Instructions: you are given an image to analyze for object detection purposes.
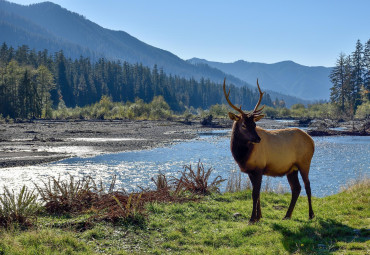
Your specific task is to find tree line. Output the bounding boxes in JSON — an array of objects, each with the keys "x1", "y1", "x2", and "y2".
[
  {"x1": 330, "y1": 39, "x2": 370, "y2": 118},
  {"x1": 0, "y1": 43, "x2": 273, "y2": 119}
]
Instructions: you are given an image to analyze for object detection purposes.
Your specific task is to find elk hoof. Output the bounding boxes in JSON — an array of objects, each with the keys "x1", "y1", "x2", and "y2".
[
  {"x1": 248, "y1": 218, "x2": 259, "y2": 224},
  {"x1": 309, "y1": 213, "x2": 315, "y2": 220},
  {"x1": 283, "y1": 216, "x2": 291, "y2": 220}
]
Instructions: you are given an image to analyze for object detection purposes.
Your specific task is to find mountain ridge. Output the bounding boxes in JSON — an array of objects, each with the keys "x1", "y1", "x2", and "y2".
[
  {"x1": 1, "y1": 0, "x2": 326, "y2": 106},
  {"x1": 187, "y1": 58, "x2": 332, "y2": 101}
]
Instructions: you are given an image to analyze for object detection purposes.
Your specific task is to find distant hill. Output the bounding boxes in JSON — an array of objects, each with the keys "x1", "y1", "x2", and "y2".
[
  {"x1": 188, "y1": 58, "x2": 333, "y2": 101},
  {"x1": 0, "y1": 1, "x2": 246, "y2": 84},
  {"x1": 0, "y1": 0, "x2": 323, "y2": 106}
]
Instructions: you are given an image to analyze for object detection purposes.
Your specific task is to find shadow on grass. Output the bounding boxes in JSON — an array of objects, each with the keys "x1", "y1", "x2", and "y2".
[{"x1": 273, "y1": 218, "x2": 369, "y2": 254}]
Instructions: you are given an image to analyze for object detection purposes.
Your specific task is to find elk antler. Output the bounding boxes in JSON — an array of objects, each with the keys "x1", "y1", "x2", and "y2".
[
  {"x1": 251, "y1": 79, "x2": 265, "y2": 116},
  {"x1": 223, "y1": 78, "x2": 244, "y2": 115}
]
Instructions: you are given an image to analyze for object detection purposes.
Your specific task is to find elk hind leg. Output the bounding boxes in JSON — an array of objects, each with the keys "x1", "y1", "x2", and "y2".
[
  {"x1": 284, "y1": 170, "x2": 301, "y2": 219},
  {"x1": 300, "y1": 169, "x2": 315, "y2": 219}
]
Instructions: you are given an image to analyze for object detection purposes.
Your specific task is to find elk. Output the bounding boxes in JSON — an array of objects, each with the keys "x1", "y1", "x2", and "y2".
[{"x1": 223, "y1": 78, "x2": 315, "y2": 223}]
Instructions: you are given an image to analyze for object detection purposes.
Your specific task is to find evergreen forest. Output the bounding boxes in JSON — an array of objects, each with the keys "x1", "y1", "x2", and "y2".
[
  {"x1": 0, "y1": 43, "x2": 273, "y2": 119},
  {"x1": 329, "y1": 39, "x2": 370, "y2": 118}
]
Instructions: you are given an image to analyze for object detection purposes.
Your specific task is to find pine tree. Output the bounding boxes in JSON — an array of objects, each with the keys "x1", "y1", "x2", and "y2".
[
  {"x1": 330, "y1": 53, "x2": 352, "y2": 111},
  {"x1": 56, "y1": 51, "x2": 74, "y2": 107},
  {"x1": 4, "y1": 60, "x2": 22, "y2": 117},
  {"x1": 364, "y1": 39, "x2": 370, "y2": 101},
  {"x1": 36, "y1": 65, "x2": 54, "y2": 116},
  {"x1": 351, "y1": 39, "x2": 364, "y2": 110},
  {"x1": 18, "y1": 69, "x2": 32, "y2": 118}
]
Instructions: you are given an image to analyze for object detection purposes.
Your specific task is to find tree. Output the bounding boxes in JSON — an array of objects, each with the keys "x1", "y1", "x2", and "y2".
[
  {"x1": 330, "y1": 53, "x2": 352, "y2": 112},
  {"x1": 36, "y1": 65, "x2": 54, "y2": 117},
  {"x1": 56, "y1": 51, "x2": 74, "y2": 107},
  {"x1": 364, "y1": 39, "x2": 370, "y2": 100},
  {"x1": 18, "y1": 69, "x2": 33, "y2": 118},
  {"x1": 351, "y1": 40, "x2": 364, "y2": 110},
  {"x1": 4, "y1": 60, "x2": 22, "y2": 117}
]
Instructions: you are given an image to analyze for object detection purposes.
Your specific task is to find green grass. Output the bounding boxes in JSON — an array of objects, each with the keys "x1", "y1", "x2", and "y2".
[{"x1": 0, "y1": 182, "x2": 369, "y2": 254}]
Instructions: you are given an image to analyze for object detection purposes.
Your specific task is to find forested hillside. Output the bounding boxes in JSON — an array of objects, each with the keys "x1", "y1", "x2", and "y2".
[{"x1": 0, "y1": 43, "x2": 273, "y2": 119}]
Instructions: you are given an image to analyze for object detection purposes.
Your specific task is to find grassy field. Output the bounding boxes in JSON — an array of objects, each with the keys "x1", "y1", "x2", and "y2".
[{"x1": 0, "y1": 180, "x2": 369, "y2": 255}]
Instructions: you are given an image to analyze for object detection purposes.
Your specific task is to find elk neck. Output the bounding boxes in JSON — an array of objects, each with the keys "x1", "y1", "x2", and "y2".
[{"x1": 230, "y1": 122, "x2": 255, "y2": 168}]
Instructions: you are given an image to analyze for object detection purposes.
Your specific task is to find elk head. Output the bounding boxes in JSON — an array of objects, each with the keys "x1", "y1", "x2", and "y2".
[{"x1": 223, "y1": 78, "x2": 265, "y2": 144}]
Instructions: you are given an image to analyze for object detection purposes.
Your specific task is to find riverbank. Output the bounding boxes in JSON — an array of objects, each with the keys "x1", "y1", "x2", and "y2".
[
  {"x1": 0, "y1": 118, "x2": 368, "y2": 168},
  {"x1": 0, "y1": 179, "x2": 368, "y2": 254},
  {"x1": 0, "y1": 119, "x2": 205, "y2": 168}
]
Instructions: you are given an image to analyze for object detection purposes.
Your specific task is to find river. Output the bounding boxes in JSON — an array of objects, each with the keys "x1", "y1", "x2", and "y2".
[{"x1": 0, "y1": 130, "x2": 369, "y2": 197}]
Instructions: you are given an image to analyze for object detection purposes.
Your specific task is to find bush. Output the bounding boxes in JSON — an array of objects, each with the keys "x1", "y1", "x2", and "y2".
[
  {"x1": 209, "y1": 104, "x2": 229, "y2": 118},
  {"x1": 355, "y1": 101, "x2": 370, "y2": 119},
  {"x1": 34, "y1": 175, "x2": 97, "y2": 214},
  {"x1": 264, "y1": 106, "x2": 279, "y2": 118},
  {"x1": 0, "y1": 185, "x2": 38, "y2": 228},
  {"x1": 173, "y1": 161, "x2": 226, "y2": 195}
]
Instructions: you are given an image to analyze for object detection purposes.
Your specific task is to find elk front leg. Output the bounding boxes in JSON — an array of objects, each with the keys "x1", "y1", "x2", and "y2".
[{"x1": 248, "y1": 171, "x2": 262, "y2": 223}]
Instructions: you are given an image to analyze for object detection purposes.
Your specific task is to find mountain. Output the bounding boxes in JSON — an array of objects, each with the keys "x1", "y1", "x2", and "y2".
[
  {"x1": 188, "y1": 58, "x2": 333, "y2": 101},
  {"x1": 0, "y1": 0, "x2": 324, "y2": 106},
  {"x1": 0, "y1": 0, "x2": 249, "y2": 85}
]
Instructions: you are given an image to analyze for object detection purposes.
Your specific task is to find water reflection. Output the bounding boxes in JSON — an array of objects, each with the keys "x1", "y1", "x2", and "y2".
[{"x1": 0, "y1": 131, "x2": 369, "y2": 197}]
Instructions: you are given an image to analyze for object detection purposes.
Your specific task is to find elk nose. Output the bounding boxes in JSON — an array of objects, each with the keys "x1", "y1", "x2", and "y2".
[{"x1": 255, "y1": 137, "x2": 261, "y2": 143}]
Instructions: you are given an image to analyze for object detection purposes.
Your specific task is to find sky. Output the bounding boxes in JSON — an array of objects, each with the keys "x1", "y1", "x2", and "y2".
[{"x1": 6, "y1": 0, "x2": 370, "y2": 67}]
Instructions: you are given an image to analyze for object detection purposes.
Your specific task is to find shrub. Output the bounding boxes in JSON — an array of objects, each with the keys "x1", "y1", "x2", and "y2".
[
  {"x1": 0, "y1": 185, "x2": 38, "y2": 228},
  {"x1": 173, "y1": 161, "x2": 226, "y2": 195},
  {"x1": 355, "y1": 101, "x2": 370, "y2": 119},
  {"x1": 151, "y1": 172, "x2": 171, "y2": 191},
  {"x1": 0, "y1": 114, "x2": 5, "y2": 124},
  {"x1": 34, "y1": 175, "x2": 97, "y2": 214},
  {"x1": 110, "y1": 193, "x2": 144, "y2": 224},
  {"x1": 209, "y1": 104, "x2": 229, "y2": 118},
  {"x1": 264, "y1": 106, "x2": 279, "y2": 118}
]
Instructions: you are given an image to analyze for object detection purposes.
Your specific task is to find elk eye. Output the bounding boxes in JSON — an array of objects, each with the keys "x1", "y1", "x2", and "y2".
[{"x1": 241, "y1": 124, "x2": 247, "y2": 129}]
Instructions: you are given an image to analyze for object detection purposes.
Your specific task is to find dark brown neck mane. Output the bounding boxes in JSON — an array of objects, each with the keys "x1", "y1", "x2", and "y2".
[{"x1": 230, "y1": 123, "x2": 254, "y2": 168}]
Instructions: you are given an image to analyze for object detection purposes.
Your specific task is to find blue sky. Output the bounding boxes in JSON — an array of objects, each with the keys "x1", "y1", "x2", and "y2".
[{"x1": 6, "y1": 0, "x2": 370, "y2": 67}]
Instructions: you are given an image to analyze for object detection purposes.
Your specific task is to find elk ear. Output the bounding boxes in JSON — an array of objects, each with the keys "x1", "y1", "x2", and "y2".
[
  {"x1": 254, "y1": 115, "x2": 265, "y2": 122},
  {"x1": 228, "y1": 112, "x2": 241, "y2": 121}
]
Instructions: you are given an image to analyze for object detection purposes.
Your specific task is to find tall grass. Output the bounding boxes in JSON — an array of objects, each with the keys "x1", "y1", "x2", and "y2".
[
  {"x1": 225, "y1": 170, "x2": 251, "y2": 193},
  {"x1": 226, "y1": 170, "x2": 288, "y2": 194},
  {"x1": 340, "y1": 175, "x2": 370, "y2": 192}
]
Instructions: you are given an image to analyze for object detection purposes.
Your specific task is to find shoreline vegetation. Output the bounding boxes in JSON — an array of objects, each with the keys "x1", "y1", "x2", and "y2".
[{"x1": 0, "y1": 167, "x2": 369, "y2": 254}]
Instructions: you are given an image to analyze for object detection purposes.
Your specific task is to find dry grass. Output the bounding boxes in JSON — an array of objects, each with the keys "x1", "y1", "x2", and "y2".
[
  {"x1": 225, "y1": 170, "x2": 251, "y2": 193},
  {"x1": 151, "y1": 172, "x2": 170, "y2": 191},
  {"x1": 172, "y1": 161, "x2": 226, "y2": 195},
  {"x1": 34, "y1": 175, "x2": 98, "y2": 214},
  {"x1": 225, "y1": 170, "x2": 288, "y2": 194},
  {"x1": 0, "y1": 162, "x2": 226, "y2": 228},
  {"x1": 340, "y1": 176, "x2": 370, "y2": 192}
]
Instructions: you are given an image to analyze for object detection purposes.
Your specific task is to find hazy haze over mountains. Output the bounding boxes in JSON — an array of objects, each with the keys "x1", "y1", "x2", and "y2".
[
  {"x1": 0, "y1": 0, "x2": 331, "y2": 105},
  {"x1": 188, "y1": 58, "x2": 332, "y2": 101}
]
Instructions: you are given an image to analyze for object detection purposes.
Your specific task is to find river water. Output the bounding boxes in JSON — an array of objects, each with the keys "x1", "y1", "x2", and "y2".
[{"x1": 1, "y1": 130, "x2": 369, "y2": 197}]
